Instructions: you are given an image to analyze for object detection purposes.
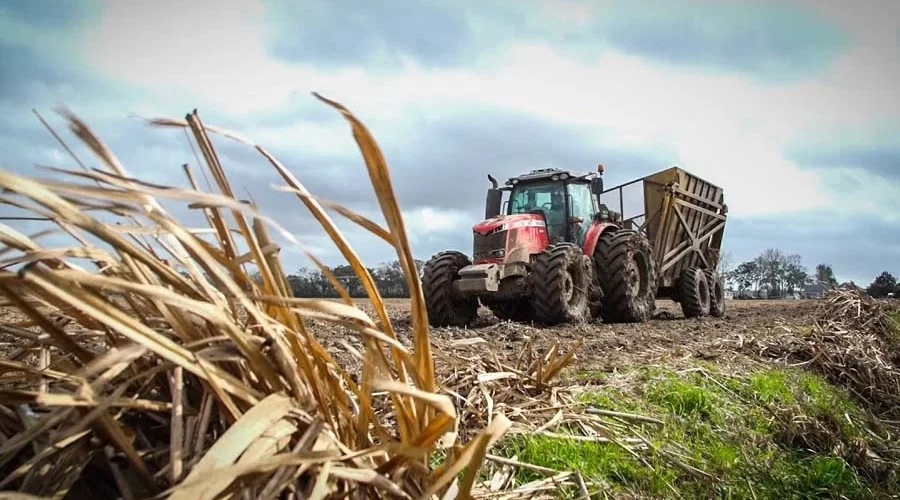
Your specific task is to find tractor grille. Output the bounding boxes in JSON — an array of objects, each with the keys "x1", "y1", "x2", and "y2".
[{"x1": 473, "y1": 229, "x2": 506, "y2": 261}]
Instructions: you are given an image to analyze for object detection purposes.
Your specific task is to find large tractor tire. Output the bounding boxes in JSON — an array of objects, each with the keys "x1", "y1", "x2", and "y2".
[
  {"x1": 678, "y1": 267, "x2": 711, "y2": 318},
  {"x1": 531, "y1": 243, "x2": 592, "y2": 326},
  {"x1": 704, "y1": 269, "x2": 725, "y2": 317},
  {"x1": 486, "y1": 298, "x2": 533, "y2": 323},
  {"x1": 595, "y1": 229, "x2": 657, "y2": 323},
  {"x1": 422, "y1": 251, "x2": 479, "y2": 327},
  {"x1": 588, "y1": 269, "x2": 604, "y2": 321}
]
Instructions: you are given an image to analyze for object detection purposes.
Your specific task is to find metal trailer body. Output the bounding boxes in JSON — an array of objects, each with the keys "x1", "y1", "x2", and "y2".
[{"x1": 600, "y1": 166, "x2": 727, "y2": 300}]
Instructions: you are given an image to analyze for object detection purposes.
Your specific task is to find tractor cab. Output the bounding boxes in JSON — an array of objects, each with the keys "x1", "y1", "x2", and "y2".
[{"x1": 484, "y1": 167, "x2": 605, "y2": 246}]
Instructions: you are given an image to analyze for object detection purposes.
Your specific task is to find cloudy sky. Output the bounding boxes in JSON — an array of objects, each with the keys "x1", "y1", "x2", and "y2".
[{"x1": 1, "y1": 0, "x2": 898, "y2": 285}]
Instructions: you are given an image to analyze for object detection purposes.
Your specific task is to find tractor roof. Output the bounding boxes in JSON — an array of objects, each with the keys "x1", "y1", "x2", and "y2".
[{"x1": 505, "y1": 167, "x2": 591, "y2": 186}]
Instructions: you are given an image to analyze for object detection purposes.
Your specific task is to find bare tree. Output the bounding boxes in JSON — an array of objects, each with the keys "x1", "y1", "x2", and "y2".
[
  {"x1": 730, "y1": 248, "x2": 811, "y2": 298},
  {"x1": 815, "y1": 263, "x2": 838, "y2": 288},
  {"x1": 757, "y1": 248, "x2": 785, "y2": 295},
  {"x1": 717, "y1": 250, "x2": 733, "y2": 278}
]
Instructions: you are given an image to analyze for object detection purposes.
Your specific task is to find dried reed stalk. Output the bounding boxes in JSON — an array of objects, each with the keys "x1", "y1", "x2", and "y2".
[
  {"x1": 0, "y1": 95, "x2": 523, "y2": 499},
  {"x1": 742, "y1": 286, "x2": 900, "y2": 418}
]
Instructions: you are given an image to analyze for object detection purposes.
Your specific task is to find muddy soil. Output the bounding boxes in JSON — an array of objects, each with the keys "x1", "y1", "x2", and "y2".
[
  {"x1": 0, "y1": 298, "x2": 817, "y2": 380},
  {"x1": 336, "y1": 298, "x2": 818, "y2": 375}
]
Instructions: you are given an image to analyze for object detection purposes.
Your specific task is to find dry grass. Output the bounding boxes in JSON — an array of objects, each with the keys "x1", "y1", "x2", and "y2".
[
  {"x1": 742, "y1": 286, "x2": 900, "y2": 419},
  {"x1": 731, "y1": 286, "x2": 900, "y2": 487},
  {"x1": 0, "y1": 96, "x2": 585, "y2": 499}
]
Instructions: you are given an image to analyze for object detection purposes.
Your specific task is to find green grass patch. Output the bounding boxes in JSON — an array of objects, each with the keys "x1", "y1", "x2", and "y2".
[
  {"x1": 645, "y1": 374, "x2": 720, "y2": 419},
  {"x1": 887, "y1": 310, "x2": 900, "y2": 340},
  {"x1": 494, "y1": 365, "x2": 895, "y2": 499},
  {"x1": 568, "y1": 369, "x2": 610, "y2": 383},
  {"x1": 747, "y1": 370, "x2": 794, "y2": 404},
  {"x1": 501, "y1": 434, "x2": 677, "y2": 497}
]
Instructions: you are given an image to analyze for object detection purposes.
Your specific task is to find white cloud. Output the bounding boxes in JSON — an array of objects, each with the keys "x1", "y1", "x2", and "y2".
[
  {"x1": 410, "y1": 207, "x2": 465, "y2": 232},
  {"x1": 674, "y1": 131, "x2": 827, "y2": 216},
  {"x1": 82, "y1": 0, "x2": 305, "y2": 114},
  {"x1": 248, "y1": 121, "x2": 357, "y2": 158},
  {"x1": 78, "y1": 0, "x2": 897, "y2": 224},
  {"x1": 816, "y1": 167, "x2": 900, "y2": 223},
  {"x1": 41, "y1": 148, "x2": 67, "y2": 165},
  {"x1": 401, "y1": 207, "x2": 468, "y2": 246}
]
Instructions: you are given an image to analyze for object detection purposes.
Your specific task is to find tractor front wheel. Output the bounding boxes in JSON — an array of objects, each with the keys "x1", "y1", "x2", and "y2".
[
  {"x1": 531, "y1": 243, "x2": 592, "y2": 326},
  {"x1": 422, "y1": 251, "x2": 479, "y2": 327},
  {"x1": 595, "y1": 229, "x2": 657, "y2": 323},
  {"x1": 679, "y1": 267, "x2": 711, "y2": 318}
]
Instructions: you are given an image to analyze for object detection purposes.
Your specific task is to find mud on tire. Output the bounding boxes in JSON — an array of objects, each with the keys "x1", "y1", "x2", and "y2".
[
  {"x1": 595, "y1": 229, "x2": 657, "y2": 323},
  {"x1": 679, "y1": 266, "x2": 711, "y2": 318},
  {"x1": 588, "y1": 269, "x2": 604, "y2": 320},
  {"x1": 531, "y1": 243, "x2": 592, "y2": 326},
  {"x1": 704, "y1": 269, "x2": 725, "y2": 318},
  {"x1": 422, "y1": 251, "x2": 478, "y2": 327}
]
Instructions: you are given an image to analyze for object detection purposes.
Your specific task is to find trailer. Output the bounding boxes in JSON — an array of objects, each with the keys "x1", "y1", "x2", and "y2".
[{"x1": 599, "y1": 166, "x2": 728, "y2": 318}]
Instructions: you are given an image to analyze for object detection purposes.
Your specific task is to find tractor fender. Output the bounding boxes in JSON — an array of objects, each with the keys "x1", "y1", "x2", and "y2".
[{"x1": 583, "y1": 222, "x2": 620, "y2": 257}]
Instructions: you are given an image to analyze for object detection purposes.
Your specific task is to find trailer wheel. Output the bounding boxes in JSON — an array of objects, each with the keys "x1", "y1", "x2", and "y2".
[
  {"x1": 679, "y1": 267, "x2": 710, "y2": 318},
  {"x1": 595, "y1": 229, "x2": 657, "y2": 323},
  {"x1": 704, "y1": 270, "x2": 725, "y2": 317},
  {"x1": 532, "y1": 243, "x2": 591, "y2": 325},
  {"x1": 422, "y1": 251, "x2": 479, "y2": 327},
  {"x1": 485, "y1": 298, "x2": 533, "y2": 323}
]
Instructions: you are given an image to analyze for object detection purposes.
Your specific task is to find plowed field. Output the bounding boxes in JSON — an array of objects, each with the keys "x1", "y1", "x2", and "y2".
[
  {"x1": 324, "y1": 298, "x2": 816, "y2": 375},
  {"x1": 0, "y1": 298, "x2": 814, "y2": 376}
]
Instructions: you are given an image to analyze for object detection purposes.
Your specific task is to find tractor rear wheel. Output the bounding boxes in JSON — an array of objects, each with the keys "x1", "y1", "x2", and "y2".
[
  {"x1": 531, "y1": 243, "x2": 591, "y2": 325},
  {"x1": 595, "y1": 229, "x2": 657, "y2": 323},
  {"x1": 679, "y1": 267, "x2": 710, "y2": 318},
  {"x1": 422, "y1": 251, "x2": 479, "y2": 327},
  {"x1": 486, "y1": 298, "x2": 533, "y2": 323},
  {"x1": 589, "y1": 268, "x2": 604, "y2": 320},
  {"x1": 704, "y1": 270, "x2": 725, "y2": 317}
]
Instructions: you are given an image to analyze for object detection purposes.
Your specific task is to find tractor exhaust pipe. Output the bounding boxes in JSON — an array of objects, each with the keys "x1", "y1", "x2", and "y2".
[{"x1": 485, "y1": 174, "x2": 502, "y2": 219}]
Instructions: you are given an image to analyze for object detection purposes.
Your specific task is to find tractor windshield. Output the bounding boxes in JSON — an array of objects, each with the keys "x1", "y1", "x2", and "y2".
[
  {"x1": 508, "y1": 181, "x2": 563, "y2": 215},
  {"x1": 508, "y1": 181, "x2": 567, "y2": 240}
]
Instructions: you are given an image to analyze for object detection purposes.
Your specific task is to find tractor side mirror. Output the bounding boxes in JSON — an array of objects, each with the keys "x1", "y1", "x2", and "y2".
[
  {"x1": 590, "y1": 177, "x2": 604, "y2": 196},
  {"x1": 485, "y1": 188, "x2": 503, "y2": 219}
]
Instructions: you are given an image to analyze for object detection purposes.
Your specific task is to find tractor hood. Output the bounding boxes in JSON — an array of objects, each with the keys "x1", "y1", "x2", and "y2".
[{"x1": 472, "y1": 213, "x2": 546, "y2": 234}]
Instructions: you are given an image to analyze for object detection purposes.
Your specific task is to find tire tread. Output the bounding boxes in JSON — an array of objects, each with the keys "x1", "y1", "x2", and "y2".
[
  {"x1": 422, "y1": 251, "x2": 478, "y2": 327},
  {"x1": 595, "y1": 229, "x2": 657, "y2": 323},
  {"x1": 532, "y1": 243, "x2": 590, "y2": 325}
]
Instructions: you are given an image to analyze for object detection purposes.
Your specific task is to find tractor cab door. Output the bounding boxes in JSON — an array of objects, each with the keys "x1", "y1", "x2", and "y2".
[
  {"x1": 545, "y1": 191, "x2": 568, "y2": 243},
  {"x1": 567, "y1": 182, "x2": 595, "y2": 246},
  {"x1": 508, "y1": 182, "x2": 565, "y2": 239}
]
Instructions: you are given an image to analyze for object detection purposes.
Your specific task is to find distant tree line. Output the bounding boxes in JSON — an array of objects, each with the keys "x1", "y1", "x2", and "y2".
[
  {"x1": 724, "y1": 247, "x2": 900, "y2": 300},
  {"x1": 238, "y1": 250, "x2": 899, "y2": 300},
  {"x1": 867, "y1": 271, "x2": 900, "y2": 298},
  {"x1": 724, "y1": 248, "x2": 845, "y2": 298},
  {"x1": 277, "y1": 260, "x2": 425, "y2": 298}
]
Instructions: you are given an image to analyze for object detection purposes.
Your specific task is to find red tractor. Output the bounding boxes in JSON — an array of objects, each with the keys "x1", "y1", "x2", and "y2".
[{"x1": 422, "y1": 165, "x2": 659, "y2": 326}]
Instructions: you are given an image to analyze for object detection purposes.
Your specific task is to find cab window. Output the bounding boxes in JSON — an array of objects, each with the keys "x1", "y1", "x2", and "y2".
[
  {"x1": 568, "y1": 182, "x2": 594, "y2": 245},
  {"x1": 567, "y1": 182, "x2": 595, "y2": 222},
  {"x1": 507, "y1": 181, "x2": 563, "y2": 215}
]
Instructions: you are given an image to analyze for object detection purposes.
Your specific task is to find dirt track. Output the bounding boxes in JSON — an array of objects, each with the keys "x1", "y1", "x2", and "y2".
[{"x1": 343, "y1": 298, "x2": 818, "y2": 375}]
